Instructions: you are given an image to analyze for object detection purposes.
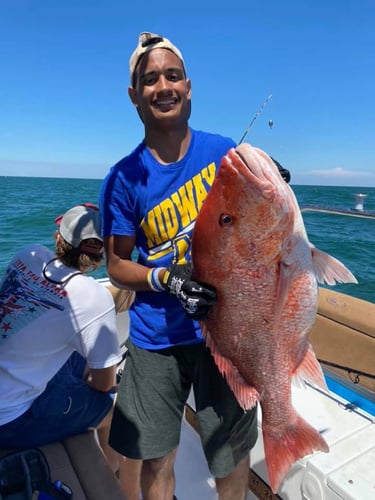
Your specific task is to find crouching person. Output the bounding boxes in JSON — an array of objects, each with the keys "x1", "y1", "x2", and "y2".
[{"x1": 0, "y1": 203, "x2": 122, "y2": 472}]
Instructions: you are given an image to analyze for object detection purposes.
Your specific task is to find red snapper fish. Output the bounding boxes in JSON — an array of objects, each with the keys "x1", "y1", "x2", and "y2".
[{"x1": 191, "y1": 143, "x2": 357, "y2": 493}]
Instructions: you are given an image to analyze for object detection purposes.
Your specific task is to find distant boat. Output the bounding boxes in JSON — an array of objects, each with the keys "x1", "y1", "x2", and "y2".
[{"x1": 301, "y1": 192, "x2": 375, "y2": 220}]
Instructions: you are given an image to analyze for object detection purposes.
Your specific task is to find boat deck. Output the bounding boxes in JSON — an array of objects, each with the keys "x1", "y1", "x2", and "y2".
[{"x1": 176, "y1": 381, "x2": 375, "y2": 500}]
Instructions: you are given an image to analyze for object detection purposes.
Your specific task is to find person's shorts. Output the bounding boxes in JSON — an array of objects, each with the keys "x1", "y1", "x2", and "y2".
[
  {"x1": 0, "y1": 352, "x2": 115, "y2": 448},
  {"x1": 109, "y1": 340, "x2": 258, "y2": 478}
]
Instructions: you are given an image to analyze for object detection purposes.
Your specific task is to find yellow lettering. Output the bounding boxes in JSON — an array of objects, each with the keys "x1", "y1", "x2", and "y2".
[
  {"x1": 174, "y1": 181, "x2": 198, "y2": 223},
  {"x1": 159, "y1": 199, "x2": 179, "y2": 239},
  {"x1": 142, "y1": 206, "x2": 164, "y2": 247},
  {"x1": 192, "y1": 173, "x2": 209, "y2": 211},
  {"x1": 141, "y1": 161, "x2": 218, "y2": 252},
  {"x1": 202, "y1": 162, "x2": 216, "y2": 187},
  {"x1": 171, "y1": 187, "x2": 192, "y2": 227},
  {"x1": 173, "y1": 235, "x2": 191, "y2": 264}
]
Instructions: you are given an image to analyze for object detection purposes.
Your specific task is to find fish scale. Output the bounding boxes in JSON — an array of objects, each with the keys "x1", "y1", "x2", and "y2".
[{"x1": 191, "y1": 142, "x2": 357, "y2": 493}]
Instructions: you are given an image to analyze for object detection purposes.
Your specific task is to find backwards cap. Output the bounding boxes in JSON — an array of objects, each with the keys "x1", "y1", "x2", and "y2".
[
  {"x1": 129, "y1": 32, "x2": 185, "y2": 85},
  {"x1": 55, "y1": 203, "x2": 102, "y2": 253}
]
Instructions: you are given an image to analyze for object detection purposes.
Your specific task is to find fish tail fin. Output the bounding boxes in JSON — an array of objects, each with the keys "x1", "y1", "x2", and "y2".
[
  {"x1": 311, "y1": 247, "x2": 358, "y2": 285},
  {"x1": 293, "y1": 343, "x2": 328, "y2": 390},
  {"x1": 263, "y1": 413, "x2": 329, "y2": 493}
]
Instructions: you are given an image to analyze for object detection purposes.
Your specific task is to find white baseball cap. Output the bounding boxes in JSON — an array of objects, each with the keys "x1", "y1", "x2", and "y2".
[{"x1": 129, "y1": 31, "x2": 185, "y2": 85}]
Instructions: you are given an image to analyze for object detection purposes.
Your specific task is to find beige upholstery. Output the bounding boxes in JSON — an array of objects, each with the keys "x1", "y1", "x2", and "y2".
[
  {"x1": 311, "y1": 288, "x2": 375, "y2": 394},
  {"x1": 0, "y1": 432, "x2": 125, "y2": 500}
]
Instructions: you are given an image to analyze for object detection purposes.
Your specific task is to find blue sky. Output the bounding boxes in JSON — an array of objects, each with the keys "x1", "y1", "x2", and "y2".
[{"x1": 1, "y1": 1, "x2": 374, "y2": 186}]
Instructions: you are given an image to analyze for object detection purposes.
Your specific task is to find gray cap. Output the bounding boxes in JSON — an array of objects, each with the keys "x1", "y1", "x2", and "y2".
[
  {"x1": 56, "y1": 204, "x2": 102, "y2": 251},
  {"x1": 129, "y1": 31, "x2": 185, "y2": 84}
]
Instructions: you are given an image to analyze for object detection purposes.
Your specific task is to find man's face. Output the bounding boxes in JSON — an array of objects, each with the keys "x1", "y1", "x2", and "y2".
[{"x1": 129, "y1": 48, "x2": 191, "y2": 129}]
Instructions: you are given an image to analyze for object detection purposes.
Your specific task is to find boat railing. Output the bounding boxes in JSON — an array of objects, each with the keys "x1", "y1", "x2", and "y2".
[
  {"x1": 300, "y1": 205, "x2": 375, "y2": 219},
  {"x1": 300, "y1": 192, "x2": 375, "y2": 219}
]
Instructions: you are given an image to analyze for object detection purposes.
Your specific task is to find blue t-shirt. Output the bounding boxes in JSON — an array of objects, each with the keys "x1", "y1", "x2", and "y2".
[{"x1": 100, "y1": 128, "x2": 235, "y2": 349}]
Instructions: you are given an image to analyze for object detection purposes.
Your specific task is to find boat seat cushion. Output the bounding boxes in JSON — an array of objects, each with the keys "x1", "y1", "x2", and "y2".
[
  {"x1": 0, "y1": 432, "x2": 124, "y2": 500},
  {"x1": 311, "y1": 288, "x2": 375, "y2": 395}
]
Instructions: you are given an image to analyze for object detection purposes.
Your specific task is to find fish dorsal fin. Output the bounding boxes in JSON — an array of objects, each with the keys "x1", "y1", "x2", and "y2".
[
  {"x1": 311, "y1": 246, "x2": 358, "y2": 285},
  {"x1": 201, "y1": 323, "x2": 260, "y2": 410},
  {"x1": 292, "y1": 343, "x2": 327, "y2": 390}
]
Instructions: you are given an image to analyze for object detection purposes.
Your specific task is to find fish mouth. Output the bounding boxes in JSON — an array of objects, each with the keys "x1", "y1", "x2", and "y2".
[{"x1": 226, "y1": 144, "x2": 277, "y2": 198}]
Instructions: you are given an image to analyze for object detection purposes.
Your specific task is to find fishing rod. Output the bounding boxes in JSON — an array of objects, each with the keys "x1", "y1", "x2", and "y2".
[
  {"x1": 318, "y1": 358, "x2": 375, "y2": 383},
  {"x1": 305, "y1": 381, "x2": 375, "y2": 423},
  {"x1": 237, "y1": 97, "x2": 375, "y2": 221},
  {"x1": 238, "y1": 94, "x2": 273, "y2": 144}
]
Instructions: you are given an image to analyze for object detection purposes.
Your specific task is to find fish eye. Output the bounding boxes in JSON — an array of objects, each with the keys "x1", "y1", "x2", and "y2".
[{"x1": 219, "y1": 214, "x2": 233, "y2": 226}]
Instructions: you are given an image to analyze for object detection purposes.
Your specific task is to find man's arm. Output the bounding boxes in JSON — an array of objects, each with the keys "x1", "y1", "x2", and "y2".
[
  {"x1": 104, "y1": 234, "x2": 155, "y2": 291},
  {"x1": 104, "y1": 234, "x2": 216, "y2": 319}
]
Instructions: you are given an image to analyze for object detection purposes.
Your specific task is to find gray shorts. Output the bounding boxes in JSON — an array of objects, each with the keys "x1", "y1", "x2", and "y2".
[{"x1": 109, "y1": 340, "x2": 258, "y2": 478}]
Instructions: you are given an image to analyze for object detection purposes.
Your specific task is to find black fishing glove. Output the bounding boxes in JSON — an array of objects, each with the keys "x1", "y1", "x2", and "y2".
[
  {"x1": 271, "y1": 157, "x2": 291, "y2": 184},
  {"x1": 163, "y1": 263, "x2": 217, "y2": 320}
]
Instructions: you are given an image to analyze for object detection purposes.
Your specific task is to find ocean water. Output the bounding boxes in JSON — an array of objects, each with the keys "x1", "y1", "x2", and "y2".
[{"x1": 1, "y1": 176, "x2": 374, "y2": 303}]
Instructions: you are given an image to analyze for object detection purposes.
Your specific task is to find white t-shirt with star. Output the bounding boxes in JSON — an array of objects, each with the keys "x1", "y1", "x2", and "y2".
[{"x1": 0, "y1": 244, "x2": 122, "y2": 425}]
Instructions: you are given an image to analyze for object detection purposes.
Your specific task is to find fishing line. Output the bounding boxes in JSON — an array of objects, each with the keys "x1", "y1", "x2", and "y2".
[{"x1": 238, "y1": 94, "x2": 273, "y2": 144}]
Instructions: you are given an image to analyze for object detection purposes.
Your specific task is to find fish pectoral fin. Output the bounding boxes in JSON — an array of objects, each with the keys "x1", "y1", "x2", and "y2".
[
  {"x1": 274, "y1": 260, "x2": 296, "y2": 327},
  {"x1": 202, "y1": 326, "x2": 260, "y2": 410},
  {"x1": 311, "y1": 246, "x2": 358, "y2": 285},
  {"x1": 293, "y1": 344, "x2": 327, "y2": 390}
]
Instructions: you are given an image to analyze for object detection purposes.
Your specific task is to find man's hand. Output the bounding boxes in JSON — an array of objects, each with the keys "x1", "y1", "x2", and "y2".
[{"x1": 163, "y1": 263, "x2": 217, "y2": 320}]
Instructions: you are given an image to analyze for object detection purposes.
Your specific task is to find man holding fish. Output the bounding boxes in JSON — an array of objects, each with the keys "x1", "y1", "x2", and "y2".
[
  {"x1": 100, "y1": 31, "x2": 262, "y2": 500},
  {"x1": 100, "y1": 31, "x2": 354, "y2": 499}
]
